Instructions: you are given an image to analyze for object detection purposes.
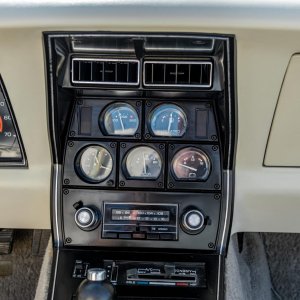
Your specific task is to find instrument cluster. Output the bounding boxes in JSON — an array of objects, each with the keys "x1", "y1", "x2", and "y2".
[{"x1": 64, "y1": 99, "x2": 221, "y2": 191}]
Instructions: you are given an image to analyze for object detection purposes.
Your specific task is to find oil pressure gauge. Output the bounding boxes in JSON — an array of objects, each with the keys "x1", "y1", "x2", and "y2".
[{"x1": 171, "y1": 147, "x2": 211, "y2": 181}]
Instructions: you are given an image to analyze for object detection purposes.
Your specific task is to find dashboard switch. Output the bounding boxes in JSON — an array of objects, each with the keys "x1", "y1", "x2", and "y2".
[
  {"x1": 181, "y1": 209, "x2": 205, "y2": 234},
  {"x1": 74, "y1": 206, "x2": 101, "y2": 231}
]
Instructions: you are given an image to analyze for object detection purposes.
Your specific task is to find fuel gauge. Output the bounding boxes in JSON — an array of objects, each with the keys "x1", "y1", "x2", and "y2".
[{"x1": 171, "y1": 147, "x2": 211, "y2": 181}]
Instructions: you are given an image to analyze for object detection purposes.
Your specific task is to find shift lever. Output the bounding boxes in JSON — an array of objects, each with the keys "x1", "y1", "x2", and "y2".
[{"x1": 75, "y1": 268, "x2": 115, "y2": 300}]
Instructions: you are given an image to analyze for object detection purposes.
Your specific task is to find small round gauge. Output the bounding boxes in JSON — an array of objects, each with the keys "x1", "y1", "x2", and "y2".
[
  {"x1": 171, "y1": 147, "x2": 211, "y2": 181},
  {"x1": 77, "y1": 145, "x2": 113, "y2": 183},
  {"x1": 149, "y1": 104, "x2": 187, "y2": 137},
  {"x1": 124, "y1": 146, "x2": 162, "y2": 179},
  {"x1": 101, "y1": 103, "x2": 139, "y2": 136}
]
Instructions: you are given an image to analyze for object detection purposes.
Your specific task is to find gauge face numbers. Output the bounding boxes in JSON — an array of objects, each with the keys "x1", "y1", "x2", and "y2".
[
  {"x1": 102, "y1": 103, "x2": 139, "y2": 136},
  {"x1": 125, "y1": 146, "x2": 162, "y2": 179},
  {"x1": 78, "y1": 146, "x2": 113, "y2": 183},
  {"x1": 149, "y1": 104, "x2": 187, "y2": 137},
  {"x1": 172, "y1": 147, "x2": 211, "y2": 181}
]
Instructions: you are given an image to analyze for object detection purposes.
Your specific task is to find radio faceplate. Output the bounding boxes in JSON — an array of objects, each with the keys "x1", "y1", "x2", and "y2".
[{"x1": 63, "y1": 189, "x2": 221, "y2": 250}]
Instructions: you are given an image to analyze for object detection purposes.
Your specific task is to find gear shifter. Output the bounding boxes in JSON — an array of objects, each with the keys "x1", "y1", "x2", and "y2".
[{"x1": 75, "y1": 268, "x2": 115, "y2": 300}]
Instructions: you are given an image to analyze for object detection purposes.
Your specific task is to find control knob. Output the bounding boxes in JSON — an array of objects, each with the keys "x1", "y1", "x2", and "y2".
[
  {"x1": 75, "y1": 206, "x2": 101, "y2": 231},
  {"x1": 181, "y1": 209, "x2": 205, "y2": 234}
]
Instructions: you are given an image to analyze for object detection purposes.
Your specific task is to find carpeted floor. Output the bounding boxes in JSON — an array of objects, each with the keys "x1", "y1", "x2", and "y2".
[
  {"x1": 262, "y1": 233, "x2": 300, "y2": 300},
  {"x1": 0, "y1": 230, "x2": 50, "y2": 300}
]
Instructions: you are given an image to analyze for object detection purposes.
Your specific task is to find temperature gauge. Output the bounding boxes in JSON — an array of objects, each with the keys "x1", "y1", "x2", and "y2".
[
  {"x1": 171, "y1": 147, "x2": 211, "y2": 181},
  {"x1": 149, "y1": 104, "x2": 187, "y2": 137}
]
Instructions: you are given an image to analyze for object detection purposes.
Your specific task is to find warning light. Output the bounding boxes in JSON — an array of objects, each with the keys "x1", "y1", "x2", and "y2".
[{"x1": 0, "y1": 116, "x2": 3, "y2": 133}]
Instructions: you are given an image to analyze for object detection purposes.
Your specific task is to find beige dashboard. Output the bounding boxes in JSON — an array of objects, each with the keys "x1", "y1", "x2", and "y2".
[{"x1": 0, "y1": 0, "x2": 300, "y2": 234}]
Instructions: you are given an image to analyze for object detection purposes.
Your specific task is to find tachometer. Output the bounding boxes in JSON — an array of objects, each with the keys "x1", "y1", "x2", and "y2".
[
  {"x1": 101, "y1": 103, "x2": 139, "y2": 136},
  {"x1": 124, "y1": 146, "x2": 162, "y2": 179},
  {"x1": 149, "y1": 104, "x2": 187, "y2": 137},
  {"x1": 77, "y1": 145, "x2": 113, "y2": 183},
  {"x1": 171, "y1": 147, "x2": 211, "y2": 181}
]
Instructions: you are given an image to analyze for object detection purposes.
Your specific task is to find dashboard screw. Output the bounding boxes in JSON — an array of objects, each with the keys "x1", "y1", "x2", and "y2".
[
  {"x1": 170, "y1": 144, "x2": 175, "y2": 150},
  {"x1": 70, "y1": 131, "x2": 75, "y2": 137},
  {"x1": 64, "y1": 179, "x2": 70, "y2": 185},
  {"x1": 68, "y1": 141, "x2": 74, "y2": 147},
  {"x1": 120, "y1": 181, "x2": 125, "y2": 187},
  {"x1": 121, "y1": 143, "x2": 127, "y2": 148},
  {"x1": 77, "y1": 99, "x2": 83, "y2": 105},
  {"x1": 63, "y1": 189, "x2": 69, "y2": 195},
  {"x1": 214, "y1": 194, "x2": 221, "y2": 200},
  {"x1": 158, "y1": 182, "x2": 163, "y2": 188},
  {"x1": 136, "y1": 101, "x2": 142, "y2": 107},
  {"x1": 145, "y1": 133, "x2": 151, "y2": 139},
  {"x1": 107, "y1": 180, "x2": 114, "y2": 187},
  {"x1": 159, "y1": 144, "x2": 165, "y2": 150},
  {"x1": 208, "y1": 242, "x2": 214, "y2": 248},
  {"x1": 168, "y1": 182, "x2": 174, "y2": 189},
  {"x1": 65, "y1": 237, "x2": 72, "y2": 244},
  {"x1": 146, "y1": 101, "x2": 152, "y2": 107},
  {"x1": 211, "y1": 135, "x2": 217, "y2": 141},
  {"x1": 135, "y1": 133, "x2": 141, "y2": 139},
  {"x1": 214, "y1": 184, "x2": 221, "y2": 190},
  {"x1": 110, "y1": 142, "x2": 117, "y2": 148},
  {"x1": 212, "y1": 145, "x2": 218, "y2": 151}
]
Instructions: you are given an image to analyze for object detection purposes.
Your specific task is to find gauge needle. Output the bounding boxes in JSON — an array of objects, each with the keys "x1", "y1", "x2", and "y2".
[
  {"x1": 118, "y1": 110, "x2": 125, "y2": 131},
  {"x1": 143, "y1": 152, "x2": 147, "y2": 174},
  {"x1": 168, "y1": 112, "x2": 173, "y2": 133},
  {"x1": 179, "y1": 163, "x2": 197, "y2": 172}
]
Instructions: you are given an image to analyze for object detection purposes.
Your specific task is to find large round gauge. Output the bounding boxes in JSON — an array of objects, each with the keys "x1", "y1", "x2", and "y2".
[
  {"x1": 171, "y1": 147, "x2": 211, "y2": 181},
  {"x1": 149, "y1": 104, "x2": 187, "y2": 137},
  {"x1": 77, "y1": 145, "x2": 113, "y2": 183},
  {"x1": 101, "y1": 103, "x2": 139, "y2": 136},
  {"x1": 124, "y1": 146, "x2": 162, "y2": 179}
]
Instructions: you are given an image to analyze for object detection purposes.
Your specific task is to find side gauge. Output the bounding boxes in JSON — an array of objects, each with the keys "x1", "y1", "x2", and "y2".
[
  {"x1": 101, "y1": 103, "x2": 139, "y2": 136},
  {"x1": 124, "y1": 146, "x2": 162, "y2": 179},
  {"x1": 149, "y1": 104, "x2": 187, "y2": 137},
  {"x1": 76, "y1": 145, "x2": 113, "y2": 183},
  {"x1": 171, "y1": 147, "x2": 211, "y2": 181}
]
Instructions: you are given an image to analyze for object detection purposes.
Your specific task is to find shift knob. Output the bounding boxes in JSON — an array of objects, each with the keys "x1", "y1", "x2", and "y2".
[{"x1": 75, "y1": 268, "x2": 115, "y2": 300}]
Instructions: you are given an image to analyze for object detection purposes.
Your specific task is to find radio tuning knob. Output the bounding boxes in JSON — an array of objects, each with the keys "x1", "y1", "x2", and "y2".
[
  {"x1": 75, "y1": 206, "x2": 101, "y2": 231},
  {"x1": 181, "y1": 209, "x2": 205, "y2": 234}
]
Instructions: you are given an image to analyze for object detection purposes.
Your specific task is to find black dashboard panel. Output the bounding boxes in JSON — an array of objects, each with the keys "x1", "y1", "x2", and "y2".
[{"x1": 44, "y1": 32, "x2": 236, "y2": 300}]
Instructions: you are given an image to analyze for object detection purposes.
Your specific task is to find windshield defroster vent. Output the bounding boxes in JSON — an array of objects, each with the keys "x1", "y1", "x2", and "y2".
[
  {"x1": 71, "y1": 58, "x2": 140, "y2": 86},
  {"x1": 143, "y1": 61, "x2": 212, "y2": 88}
]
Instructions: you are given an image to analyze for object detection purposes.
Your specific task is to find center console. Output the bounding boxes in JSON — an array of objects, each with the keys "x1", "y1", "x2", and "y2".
[{"x1": 44, "y1": 32, "x2": 236, "y2": 300}]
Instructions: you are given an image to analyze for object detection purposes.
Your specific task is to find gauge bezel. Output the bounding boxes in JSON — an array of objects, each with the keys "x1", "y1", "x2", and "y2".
[
  {"x1": 75, "y1": 145, "x2": 113, "y2": 183},
  {"x1": 118, "y1": 142, "x2": 165, "y2": 189},
  {"x1": 100, "y1": 102, "x2": 140, "y2": 137},
  {"x1": 63, "y1": 141, "x2": 117, "y2": 188},
  {"x1": 171, "y1": 147, "x2": 211, "y2": 182},
  {"x1": 167, "y1": 144, "x2": 221, "y2": 191},
  {"x1": 148, "y1": 103, "x2": 188, "y2": 138}
]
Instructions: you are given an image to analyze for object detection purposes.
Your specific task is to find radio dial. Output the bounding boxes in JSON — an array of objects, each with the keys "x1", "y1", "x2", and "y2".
[
  {"x1": 75, "y1": 207, "x2": 100, "y2": 231},
  {"x1": 181, "y1": 209, "x2": 205, "y2": 234}
]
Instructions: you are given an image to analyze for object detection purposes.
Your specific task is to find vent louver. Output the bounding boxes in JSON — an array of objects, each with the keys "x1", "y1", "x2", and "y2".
[
  {"x1": 71, "y1": 58, "x2": 140, "y2": 86},
  {"x1": 143, "y1": 61, "x2": 212, "y2": 88}
]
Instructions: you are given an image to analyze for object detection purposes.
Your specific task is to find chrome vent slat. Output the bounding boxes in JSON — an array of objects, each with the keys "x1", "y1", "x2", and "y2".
[
  {"x1": 143, "y1": 61, "x2": 212, "y2": 88},
  {"x1": 71, "y1": 58, "x2": 140, "y2": 86}
]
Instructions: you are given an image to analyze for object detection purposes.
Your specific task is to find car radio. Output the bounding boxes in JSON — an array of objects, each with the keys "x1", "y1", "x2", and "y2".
[{"x1": 102, "y1": 203, "x2": 178, "y2": 240}]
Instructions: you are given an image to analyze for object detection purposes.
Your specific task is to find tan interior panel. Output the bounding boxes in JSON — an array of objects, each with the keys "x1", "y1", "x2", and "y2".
[{"x1": 265, "y1": 54, "x2": 300, "y2": 166}]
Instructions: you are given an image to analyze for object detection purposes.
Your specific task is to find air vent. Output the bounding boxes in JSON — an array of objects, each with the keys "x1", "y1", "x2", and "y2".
[
  {"x1": 143, "y1": 61, "x2": 212, "y2": 88},
  {"x1": 71, "y1": 58, "x2": 140, "y2": 86}
]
